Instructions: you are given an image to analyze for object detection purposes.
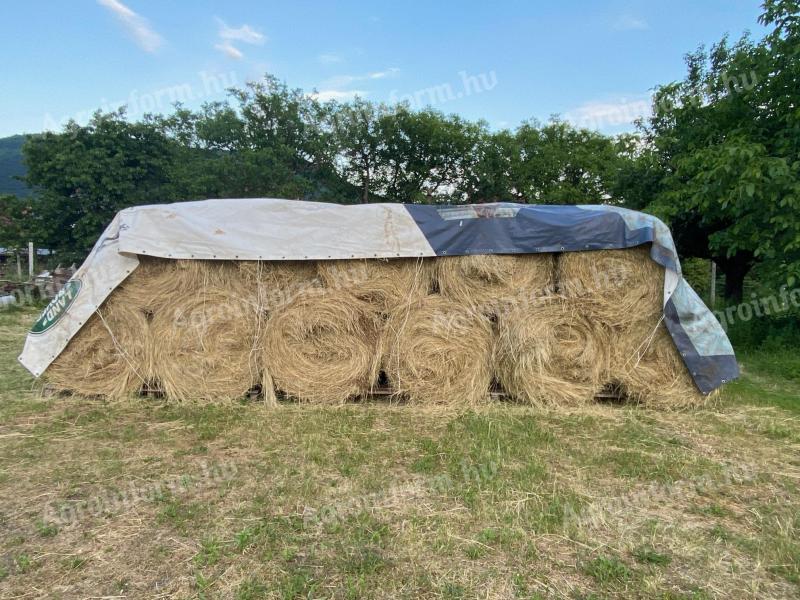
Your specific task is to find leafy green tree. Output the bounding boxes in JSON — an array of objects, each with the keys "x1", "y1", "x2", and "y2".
[
  {"x1": 23, "y1": 110, "x2": 176, "y2": 258},
  {"x1": 639, "y1": 0, "x2": 800, "y2": 299},
  {"x1": 377, "y1": 106, "x2": 484, "y2": 203},
  {"x1": 507, "y1": 120, "x2": 623, "y2": 204},
  {"x1": 153, "y1": 78, "x2": 353, "y2": 202},
  {"x1": 462, "y1": 128, "x2": 519, "y2": 202},
  {"x1": 328, "y1": 98, "x2": 388, "y2": 203}
]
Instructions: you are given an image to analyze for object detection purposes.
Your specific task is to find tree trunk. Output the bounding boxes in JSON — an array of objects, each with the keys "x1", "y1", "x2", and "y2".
[
  {"x1": 362, "y1": 172, "x2": 370, "y2": 203},
  {"x1": 715, "y1": 252, "x2": 753, "y2": 303}
]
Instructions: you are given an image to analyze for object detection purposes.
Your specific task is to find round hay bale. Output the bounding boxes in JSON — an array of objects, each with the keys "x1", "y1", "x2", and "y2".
[
  {"x1": 382, "y1": 296, "x2": 494, "y2": 406},
  {"x1": 609, "y1": 321, "x2": 708, "y2": 408},
  {"x1": 45, "y1": 293, "x2": 150, "y2": 398},
  {"x1": 495, "y1": 296, "x2": 610, "y2": 406},
  {"x1": 317, "y1": 258, "x2": 434, "y2": 312},
  {"x1": 436, "y1": 254, "x2": 554, "y2": 315},
  {"x1": 262, "y1": 290, "x2": 381, "y2": 404},
  {"x1": 238, "y1": 260, "x2": 320, "y2": 311},
  {"x1": 115, "y1": 256, "x2": 178, "y2": 315},
  {"x1": 557, "y1": 246, "x2": 663, "y2": 328},
  {"x1": 151, "y1": 287, "x2": 263, "y2": 401},
  {"x1": 122, "y1": 257, "x2": 252, "y2": 315}
]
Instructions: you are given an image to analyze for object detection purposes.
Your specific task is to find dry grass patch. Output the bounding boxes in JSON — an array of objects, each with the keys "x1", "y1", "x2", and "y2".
[{"x1": 2, "y1": 307, "x2": 799, "y2": 598}]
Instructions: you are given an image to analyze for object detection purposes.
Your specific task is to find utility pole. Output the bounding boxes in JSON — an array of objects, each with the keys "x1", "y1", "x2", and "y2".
[{"x1": 28, "y1": 242, "x2": 34, "y2": 279}]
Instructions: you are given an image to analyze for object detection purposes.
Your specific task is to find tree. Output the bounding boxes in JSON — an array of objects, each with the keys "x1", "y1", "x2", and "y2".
[
  {"x1": 377, "y1": 107, "x2": 484, "y2": 203},
  {"x1": 329, "y1": 98, "x2": 388, "y2": 203},
  {"x1": 639, "y1": 0, "x2": 800, "y2": 299},
  {"x1": 507, "y1": 120, "x2": 623, "y2": 204},
  {"x1": 0, "y1": 194, "x2": 42, "y2": 278},
  {"x1": 23, "y1": 110, "x2": 177, "y2": 257}
]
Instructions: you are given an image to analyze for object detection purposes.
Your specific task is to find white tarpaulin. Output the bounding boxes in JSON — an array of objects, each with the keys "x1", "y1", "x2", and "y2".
[
  {"x1": 118, "y1": 198, "x2": 435, "y2": 260},
  {"x1": 19, "y1": 214, "x2": 139, "y2": 377}
]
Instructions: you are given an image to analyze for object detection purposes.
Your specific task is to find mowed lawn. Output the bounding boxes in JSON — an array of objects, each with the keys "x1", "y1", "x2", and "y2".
[{"x1": 0, "y1": 307, "x2": 798, "y2": 599}]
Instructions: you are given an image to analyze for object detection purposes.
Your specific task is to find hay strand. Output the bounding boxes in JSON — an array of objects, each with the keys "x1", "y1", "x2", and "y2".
[
  {"x1": 262, "y1": 290, "x2": 381, "y2": 404},
  {"x1": 45, "y1": 293, "x2": 150, "y2": 398},
  {"x1": 382, "y1": 296, "x2": 494, "y2": 406},
  {"x1": 122, "y1": 257, "x2": 253, "y2": 315},
  {"x1": 238, "y1": 260, "x2": 320, "y2": 311},
  {"x1": 609, "y1": 321, "x2": 708, "y2": 408}
]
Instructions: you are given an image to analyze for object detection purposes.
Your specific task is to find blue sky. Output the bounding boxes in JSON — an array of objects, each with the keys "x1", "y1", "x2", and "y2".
[{"x1": 0, "y1": 0, "x2": 766, "y2": 137}]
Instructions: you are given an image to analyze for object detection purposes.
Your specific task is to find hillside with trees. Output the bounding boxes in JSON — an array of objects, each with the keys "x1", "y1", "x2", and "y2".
[{"x1": 0, "y1": 135, "x2": 30, "y2": 197}]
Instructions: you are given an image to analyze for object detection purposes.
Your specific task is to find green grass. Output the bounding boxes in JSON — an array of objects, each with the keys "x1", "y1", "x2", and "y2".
[{"x1": 0, "y1": 306, "x2": 798, "y2": 597}]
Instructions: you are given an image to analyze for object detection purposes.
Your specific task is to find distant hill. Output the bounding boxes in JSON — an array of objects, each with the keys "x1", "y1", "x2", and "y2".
[{"x1": 0, "y1": 135, "x2": 30, "y2": 196}]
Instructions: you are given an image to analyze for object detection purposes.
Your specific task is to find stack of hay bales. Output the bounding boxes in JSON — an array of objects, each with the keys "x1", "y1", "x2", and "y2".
[
  {"x1": 45, "y1": 246, "x2": 702, "y2": 407},
  {"x1": 49, "y1": 257, "x2": 266, "y2": 401}
]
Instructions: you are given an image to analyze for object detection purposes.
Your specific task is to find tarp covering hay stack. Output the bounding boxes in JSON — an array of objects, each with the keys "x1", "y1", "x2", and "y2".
[{"x1": 22, "y1": 199, "x2": 738, "y2": 407}]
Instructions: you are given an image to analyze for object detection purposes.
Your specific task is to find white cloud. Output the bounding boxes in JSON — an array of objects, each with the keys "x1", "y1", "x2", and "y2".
[
  {"x1": 613, "y1": 14, "x2": 649, "y2": 31},
  {"x1": 213, "y1": 18, "x2": 265, "y2": 59},
  {"x1": 564, "y1": 95, "x2": 652, "y2": 132},
  {"x1": 311, "y1": 89, "x2": 368, "y2": 102},
  {"x1": 216, "y1": 18, "x2": 266, "y2": 45},
  {"x1": 321, "y1": 68, "x2": 400, "y2": 89},
  {"x1": 313, "y1": 68, "x2": 398, "y2": 102},
  {"x1": 97, "y1": 0, "x2": 163, "y2": 53},
  {"x1": 318, "y1": 53, "x2": 344, "y2": 64},
  {"x1": 368, "y1": 67, "x2": 400, "y2": 79},
  {"x1": 215, "y1": 41, "x2": 244, "y2": 60}
]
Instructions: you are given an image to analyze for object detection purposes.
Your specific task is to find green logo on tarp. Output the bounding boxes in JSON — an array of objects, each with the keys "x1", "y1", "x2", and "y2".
[{"x1": 30, "y1": 279, "x2": 82, "y2": 335}]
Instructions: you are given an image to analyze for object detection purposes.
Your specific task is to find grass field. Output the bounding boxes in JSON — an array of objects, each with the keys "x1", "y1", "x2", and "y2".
[{"x1": 0, "y1": 306, "x2": 798, "y2": 599}]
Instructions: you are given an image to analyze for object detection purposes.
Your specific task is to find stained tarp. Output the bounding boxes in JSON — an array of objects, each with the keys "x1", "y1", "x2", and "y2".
[{"x1": 19, "y1": 198, "x2": 738, "y2": 392}]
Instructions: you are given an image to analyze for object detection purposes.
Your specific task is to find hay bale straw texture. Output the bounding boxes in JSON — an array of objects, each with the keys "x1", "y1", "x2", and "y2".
[
  {"x1": 238, "y1": 260, "x2": 320, "y2": 311},
  {"x1": 609, "y1": 322, "x2": 707, "y2": 408},
  {"x1": 123, "y1": 256, "x2": 252, "y2": 315},
  {"x1": 317, "y1": 258, "x2": 434, "y2": 312},
  {"x1": 437, "y1": 254, "x2": 554, "y2": 314},
  {"x1": 557, "y1": 246, "x2": 663, "y2": 328},
  {"x1": 151, "y1": 286, "x2": 263, "y2": 401},
  {"x1": 263, "y1": 290, "x2": 381, "y2": 404},
  {"x1": 495, "y1": 296, "x2": 610, "y2": 406},
  {"x1": 45, "y1": 291, "x2": 150, "y2": 398},
  {"x1": 382, "y1": 296, "x2": 494, "y2": 406}
]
